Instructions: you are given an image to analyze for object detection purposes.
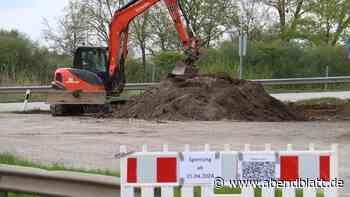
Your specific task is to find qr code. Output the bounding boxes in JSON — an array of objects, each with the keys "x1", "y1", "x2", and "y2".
[{"x1": 241, "y1": 161, "x2": 275, "y2": 181}]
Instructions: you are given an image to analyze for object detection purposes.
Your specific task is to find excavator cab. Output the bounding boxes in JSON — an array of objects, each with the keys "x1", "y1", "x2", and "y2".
[{"x1": 73, "y1": 47, "x2": 109, "y2": 85}]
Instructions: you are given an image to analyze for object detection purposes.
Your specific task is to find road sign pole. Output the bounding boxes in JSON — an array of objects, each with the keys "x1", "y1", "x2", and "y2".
[
  {"x1": 348, "y1": 36, "x2": 350, "y2": 59},
  {"x1": 152, "y1": 64, "x2": 156, "y2": 82},
  {"x1": 238, "y1": 34, "x2": 247, "y2": 80},
  {"x1": 239, "y1": 54, "x2": 244, "y2": 80},
  {"x1": 325, "y1": 66, "x2": 329, "y2": 90}
]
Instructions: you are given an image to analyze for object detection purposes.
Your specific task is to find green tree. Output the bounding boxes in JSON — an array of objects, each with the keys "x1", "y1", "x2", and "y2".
[
  {"x1": 148, "y1": 5, "x2": 182, "y2": 52},
  {"x1": 129, "y1": 11, "x2": 152, "y2": 82},
  {"x1": 263, "y1": 0, "x2": 316, "y2": 41},
  {"x1": 125, "y1": 58, "x2": 144, "y2": 83},
  {"x1": 179, "y1": 0, "x2": 238, "y2": 47},
  {"x1": 305, "y1": 0, "x2": 350, "y2": 45},
  {"x1": 81, "y1": 0, "x2": 126, "y2": 44},
  {"x1": 0, "y1": 29, "x2": 72, "y2": 85},
  {"x1": 0, "y1": 30, "x2": 32, "y2": 82},
  {"x1": 43, "y1": 0, "x2": 90, "y2": 55}
]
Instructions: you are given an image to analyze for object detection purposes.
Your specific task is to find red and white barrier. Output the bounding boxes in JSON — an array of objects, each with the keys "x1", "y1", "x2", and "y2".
[{"x1": 119, "y1": 144, "x2": 339, "y2": 197}]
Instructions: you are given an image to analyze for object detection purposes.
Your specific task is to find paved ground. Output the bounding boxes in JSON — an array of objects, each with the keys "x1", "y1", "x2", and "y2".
[
  {"x1": 2, "y1": 91, "x2": 350, "y2": 113},
  {"x1": 0, "y1": 102, "x2": 49, "y2": 112},
  {"x1": 273, "y1": 91, "x2": 350, "y2": 102},
  {"x1": 0, "y1": 113, "x2": 348, "y2": 195}
]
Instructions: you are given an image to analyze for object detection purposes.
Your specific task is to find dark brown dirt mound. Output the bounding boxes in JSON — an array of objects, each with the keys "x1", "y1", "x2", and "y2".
[{"x1": 114, "y1": 74, "x2": 303, "y2": 121}]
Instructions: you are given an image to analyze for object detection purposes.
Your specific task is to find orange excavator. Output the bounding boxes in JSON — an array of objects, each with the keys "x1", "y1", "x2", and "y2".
[{"x1": 48, "y1": 0, "x2": 200, "y2": 115}]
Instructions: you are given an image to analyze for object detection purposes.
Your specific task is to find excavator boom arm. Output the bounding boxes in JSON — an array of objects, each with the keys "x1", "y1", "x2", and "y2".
[{"x1": 107, "y1": 0, "x2": 199, "y2": 88}]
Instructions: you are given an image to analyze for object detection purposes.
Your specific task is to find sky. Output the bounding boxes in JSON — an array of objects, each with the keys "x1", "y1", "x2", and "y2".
[{"x1": 0, "y1": 0, "x2": 69, "y2": 44}]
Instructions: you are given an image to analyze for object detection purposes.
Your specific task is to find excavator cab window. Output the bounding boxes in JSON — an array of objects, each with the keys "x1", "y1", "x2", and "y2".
[{"x1": 74, "y1": 47, "x2": 108, "y2": 74}]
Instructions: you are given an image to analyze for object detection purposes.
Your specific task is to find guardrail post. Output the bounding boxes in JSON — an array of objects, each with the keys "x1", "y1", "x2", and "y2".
[{"x1": 0, "y1": 191, "x2": 8, "y2": 197}]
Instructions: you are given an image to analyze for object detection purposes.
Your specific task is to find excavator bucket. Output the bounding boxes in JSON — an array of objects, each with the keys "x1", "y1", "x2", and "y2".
[
  {"x1": 171, "y1": 61, "x2": 188, "y2": 76},
  {"x1": 171, "y1": 60, "x2": 198, "y2": 78}
]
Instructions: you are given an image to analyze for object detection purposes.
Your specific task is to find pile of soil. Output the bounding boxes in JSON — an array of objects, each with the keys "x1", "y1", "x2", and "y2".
[{"x1": 114, "y1": 74, "x2": 303, "y2": 121}]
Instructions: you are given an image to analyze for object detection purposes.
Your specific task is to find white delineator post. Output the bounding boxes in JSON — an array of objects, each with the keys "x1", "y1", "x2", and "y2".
[{"x1": 23, "y1": 89, "x2": 31, "y2": 111}]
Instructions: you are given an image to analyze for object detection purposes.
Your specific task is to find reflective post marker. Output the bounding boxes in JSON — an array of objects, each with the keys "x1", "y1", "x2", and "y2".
[{"x1": 23, "y1": 89, "x2": 31, "y2": 111}]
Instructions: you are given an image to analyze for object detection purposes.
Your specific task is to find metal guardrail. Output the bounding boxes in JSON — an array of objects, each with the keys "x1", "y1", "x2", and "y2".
[
  {"x1": 125, "y1": 82, "x2": 158, "y2": 91},
  {"x1": 253, "y1": 76, "x2": 350, "y2": 85},
  {"x1": 0, "y1": 76, "x2": 349, "y2": 94},
  {"x1": 0, "y1": 86, "x2": 53, "y2": 94},
  {"x1": 0, "y1": 83, "x2": 159, "y2": 94},
  {"x1": 0, "y1": 165, "x2": 120, "y2": 197}
]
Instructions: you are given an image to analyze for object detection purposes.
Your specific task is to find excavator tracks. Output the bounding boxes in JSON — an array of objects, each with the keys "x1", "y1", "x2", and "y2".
[{"x1": 50, "y1": 104, "x2": 112, "y2": 116}]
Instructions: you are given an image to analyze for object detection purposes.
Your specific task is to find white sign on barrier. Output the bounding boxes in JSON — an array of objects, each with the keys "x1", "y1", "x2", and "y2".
[{"x1": 179, "y1": 152, "x2": 221, "y2": 184}]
